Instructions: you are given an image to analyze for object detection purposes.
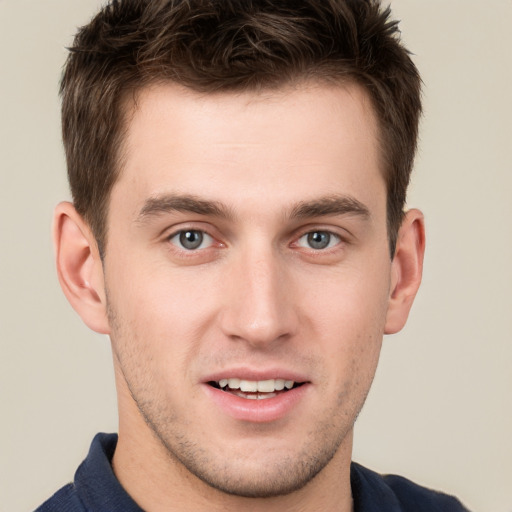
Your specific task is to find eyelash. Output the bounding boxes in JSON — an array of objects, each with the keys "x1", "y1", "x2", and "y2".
[
  {"x1": 166, "y1": 228, "x2": 218, "y2": 257},
  {"x1": 295, "y1": 230, "x2": 342, "y2": 251},
  {"x1": 166, "y1": 227, "x2": 345, "y2": 254},
  {"x1": 168, "y1": 229, "x2": 215, "y2": 251}
]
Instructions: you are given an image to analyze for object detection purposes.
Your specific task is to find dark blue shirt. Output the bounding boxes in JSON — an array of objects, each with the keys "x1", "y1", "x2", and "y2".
[{"x1": 35, "y1": 433, "x2": 470, "y2": 511}]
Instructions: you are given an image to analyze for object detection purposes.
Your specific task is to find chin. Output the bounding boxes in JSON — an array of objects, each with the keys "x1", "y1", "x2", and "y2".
[
  {"x1": 187, "y1": 458, "x2": 326, "y2": 498},
  {"x1": 158, "y1": 423, "x2": 347, "y2": 499}
]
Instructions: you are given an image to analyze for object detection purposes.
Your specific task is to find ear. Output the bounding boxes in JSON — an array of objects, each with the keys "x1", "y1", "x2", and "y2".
[
  {"x1": 384, "y1": 209, "x2": 425, "y2": 335},
  {"x1": 53, "y1": 202, "x2": 110, "y2": 334}
]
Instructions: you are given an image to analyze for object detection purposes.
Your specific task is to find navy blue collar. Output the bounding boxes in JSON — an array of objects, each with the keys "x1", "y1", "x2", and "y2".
[
  {"x1": 61, "y1": 432, "x2": 467, "y2": 512},
  {"x1": 74, "y1": 433, "x2": 143, "y2": 511}
]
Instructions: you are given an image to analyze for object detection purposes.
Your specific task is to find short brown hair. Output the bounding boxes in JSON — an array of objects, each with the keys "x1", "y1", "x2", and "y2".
[{"x1": 61, "y1": 0, "x2": 421, "y2": 257}]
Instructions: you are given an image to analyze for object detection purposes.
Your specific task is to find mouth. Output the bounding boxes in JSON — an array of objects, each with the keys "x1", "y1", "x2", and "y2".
[{"x1": 208, "y1": 378, "x2": 305, "y2": 400}]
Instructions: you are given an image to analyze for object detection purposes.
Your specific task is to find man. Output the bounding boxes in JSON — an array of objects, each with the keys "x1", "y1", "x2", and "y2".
[{"x1": 37, "y1": 0, "x2": 469, "y2": 510}]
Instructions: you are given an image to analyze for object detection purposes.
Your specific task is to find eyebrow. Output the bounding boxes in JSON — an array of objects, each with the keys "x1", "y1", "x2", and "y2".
[
  {"x1": 136, "y1": 194, "x2": 234, "y2": 223},
  {"x1": 135, "y1": 193, "x2": 370, "y2": 224},
  {"x1": 289, "y1": 195, "x2": 370, "y2": 220}
]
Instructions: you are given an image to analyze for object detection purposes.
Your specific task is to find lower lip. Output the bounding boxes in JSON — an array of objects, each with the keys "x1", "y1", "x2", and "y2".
[{"x1": 203, "y1": 384, "x2": 310, "y2": 423}]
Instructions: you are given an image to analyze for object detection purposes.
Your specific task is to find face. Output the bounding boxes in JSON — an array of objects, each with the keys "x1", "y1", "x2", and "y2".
[{"x1": 103, "y1": 82, "x2": 393, "y2": 497}]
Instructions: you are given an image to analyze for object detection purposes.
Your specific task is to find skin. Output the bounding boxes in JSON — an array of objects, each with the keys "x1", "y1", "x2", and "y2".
[{"x1": 54, "y1": 82, "x2": 424, "y2": 512}]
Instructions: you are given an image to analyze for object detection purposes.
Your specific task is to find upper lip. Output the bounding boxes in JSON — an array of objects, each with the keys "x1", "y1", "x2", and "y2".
[{"x1": 202, "y1": 367, "x2": 310, "y2": 384}]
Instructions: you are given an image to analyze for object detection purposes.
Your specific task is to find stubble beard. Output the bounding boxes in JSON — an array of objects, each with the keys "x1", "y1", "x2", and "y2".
[
  {"x1": 117, "y1": 360, "x2": 359, "y2": 499},
  {"x1": 106, "y1": 297, "x2": 366, "y2": 499},
  {"x1": 137, "y1": 399, "x2": 352, "y2": 498}
]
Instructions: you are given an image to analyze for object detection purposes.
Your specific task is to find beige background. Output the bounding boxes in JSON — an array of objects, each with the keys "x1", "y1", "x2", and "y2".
[{"x1": 1, "y1": 1, "x2": 511, "y2": 511}]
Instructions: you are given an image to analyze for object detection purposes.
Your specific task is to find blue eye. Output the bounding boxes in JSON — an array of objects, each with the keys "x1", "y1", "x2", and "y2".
[
  {"x1": 297, "y1": 231, "x2": 340, "y2": 250},
  {"x1": 169, "y1": 230, "x2": 214, "y2": 250}
]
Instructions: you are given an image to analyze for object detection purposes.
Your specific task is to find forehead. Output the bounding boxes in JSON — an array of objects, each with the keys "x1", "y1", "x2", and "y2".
[
  {"x1": 114, "y1": 81, "x2": 384, "y2": 216},
  {"x1": 123, "y1": 81, "x2": 378, "y2": 150}
]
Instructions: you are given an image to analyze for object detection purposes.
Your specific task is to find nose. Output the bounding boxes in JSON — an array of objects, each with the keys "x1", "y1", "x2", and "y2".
[{"x1": 219, "y1": 247, "x2": 298, "y2": 348}]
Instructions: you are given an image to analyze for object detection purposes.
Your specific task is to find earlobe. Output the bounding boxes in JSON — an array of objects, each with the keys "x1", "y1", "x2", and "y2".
[
  {"x1": 53, "y1": 202, "x2": 110, "y2": 334},
  {"x1": 384, "y1": 209, "x2": 425, "y2": 335}
]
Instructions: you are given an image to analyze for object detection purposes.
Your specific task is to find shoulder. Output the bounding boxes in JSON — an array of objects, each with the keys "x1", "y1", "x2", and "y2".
[
  {"x1": 351, "y1": 463, "x2": 471, "y2": 512},
  {"x1": 381, "y1": 472, "x2": 470, "y2": 512},
  {"x1": 33, "y1": 433, "x2": 143, "y2": 512},
  {"x1": 33, "y1": 483, "x2": 85, "y2": 512}
]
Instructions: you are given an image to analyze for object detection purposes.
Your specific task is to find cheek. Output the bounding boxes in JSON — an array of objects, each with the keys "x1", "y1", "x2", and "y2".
[
  {"x1": 303, "y1": 259, "x2": 391, "y2": 334},
  {"x1": 300, "y1": 263, "x2": 390, "y2": 385},
  {"x1": 105, "y1": 256, "x2": 223, "y2": 369}
]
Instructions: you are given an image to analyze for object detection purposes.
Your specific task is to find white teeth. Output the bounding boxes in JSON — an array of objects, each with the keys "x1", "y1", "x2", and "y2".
[
  {"x1": 240, "y1": 379, "x2": 258, "y2": 392},
  {"x1": 233, "y1": 391, "x2": 278, "y2": 400},
  {"x1": 274, "y1": 379, "x2": 285, "y2": 391},
  {"x1": 227, "y1": 378, "x2": 240, "y2": 389},
  {"x1": 217, "y1": 378, "x2": 296, "y2": 393},
  {"x1": 257, "y1": 379, "x2": 276, "y2": 392}
]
